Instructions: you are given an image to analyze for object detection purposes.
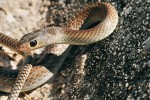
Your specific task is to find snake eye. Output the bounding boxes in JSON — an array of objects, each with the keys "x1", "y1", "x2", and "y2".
[{"x1": 30, "y1": 40, "x2": 37, "y2": 47}]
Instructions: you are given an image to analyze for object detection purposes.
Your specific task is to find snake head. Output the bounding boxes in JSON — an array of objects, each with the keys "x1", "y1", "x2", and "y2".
[
  {"x1": 17, "y1": 27, "x2": 62, "y2": 51},
  {"x1": 17, "y1": 28, "x2": 50, "y2": 51}
]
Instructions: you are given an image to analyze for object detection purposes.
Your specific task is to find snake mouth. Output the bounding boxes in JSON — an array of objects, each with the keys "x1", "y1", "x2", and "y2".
[{"x1": 17, "y1": 43, "x2": 31, "y2": 52}]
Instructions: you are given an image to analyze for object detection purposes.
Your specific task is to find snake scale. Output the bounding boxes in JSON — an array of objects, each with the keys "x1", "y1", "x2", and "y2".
[{"x1": 0, "y1": 2, "x2": 118, "y2": 99}]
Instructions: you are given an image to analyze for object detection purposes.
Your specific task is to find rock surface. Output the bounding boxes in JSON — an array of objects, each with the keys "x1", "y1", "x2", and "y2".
[{"x1": 0, "y1": 0, "x2": 149, "y2": 99}]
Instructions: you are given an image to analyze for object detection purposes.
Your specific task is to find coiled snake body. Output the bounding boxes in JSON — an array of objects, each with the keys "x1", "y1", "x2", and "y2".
[{"x1": 0, "y1": 2, "x2": 118, "y2": 99}]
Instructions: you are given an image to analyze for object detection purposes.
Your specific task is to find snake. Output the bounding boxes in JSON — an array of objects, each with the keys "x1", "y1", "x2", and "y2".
[{"x1": 0, "y1": 2, "x2": 118, "y2": 99}]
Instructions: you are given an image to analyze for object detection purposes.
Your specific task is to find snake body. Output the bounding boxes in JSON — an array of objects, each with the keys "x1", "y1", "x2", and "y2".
[
  {"x1": 0, "y1": 2, "x2": 118, "y2": 96},
  {"x1": 0, "y1": 51, "x2": 53, "y2": 93},
  {"x1": 17, "y1": 2, "x2": 118, "y2": 51},
  {"x1": 0, "y1": 33, "x2": 23, "y2": 56}
]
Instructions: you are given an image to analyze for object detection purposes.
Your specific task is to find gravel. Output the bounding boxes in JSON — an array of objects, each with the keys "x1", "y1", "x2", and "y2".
[{"x1": 0, "y1": 0, "x2": 149, "y2": 99}]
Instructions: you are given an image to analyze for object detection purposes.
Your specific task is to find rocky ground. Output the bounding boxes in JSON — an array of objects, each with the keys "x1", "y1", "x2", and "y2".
[{"x1": 0, "y1": 0, "x2": 149, "y2": 100}]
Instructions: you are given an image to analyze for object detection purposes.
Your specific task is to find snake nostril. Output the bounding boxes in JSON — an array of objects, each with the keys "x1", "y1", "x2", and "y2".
[
  {"x1": 17, "y1": 44, "x2": 25, "y2": 50},
  {"x1": 22, "y1": 46, "x2": 24, "y2": 48}
]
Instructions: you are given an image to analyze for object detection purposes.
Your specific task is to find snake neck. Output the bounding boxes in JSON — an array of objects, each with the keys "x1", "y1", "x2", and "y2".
[{"x1": 54, "y1": 2, "x2": 118, "y2": 45}]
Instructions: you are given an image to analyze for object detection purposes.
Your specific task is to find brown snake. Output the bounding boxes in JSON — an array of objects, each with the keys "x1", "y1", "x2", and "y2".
[{"x1": 0, "y1": 2, "x2": 118, "y2": 99}]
